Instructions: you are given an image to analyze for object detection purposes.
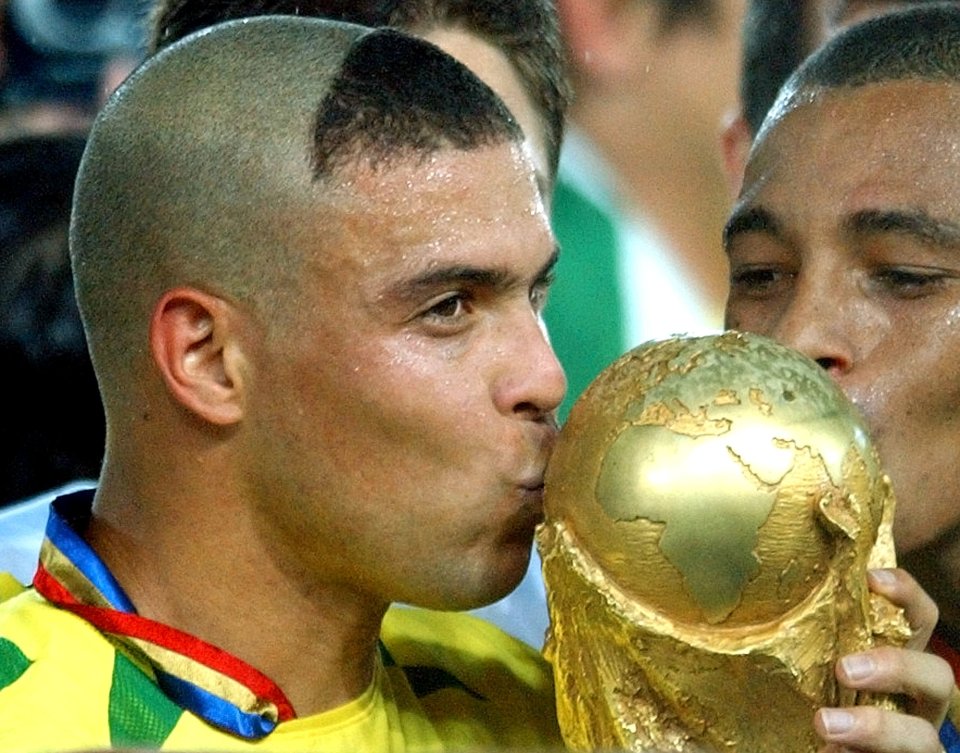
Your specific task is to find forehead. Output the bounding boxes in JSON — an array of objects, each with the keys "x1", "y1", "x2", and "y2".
[
  {"x1": 335, "y1": 141, "x2": 538, "y2": 219},
  {"x1": 744, "y1": 80, "x2": 960, "y2": 212},
  {"x1": 313, "y1": 142, "x2": 550, "y2": 271}
]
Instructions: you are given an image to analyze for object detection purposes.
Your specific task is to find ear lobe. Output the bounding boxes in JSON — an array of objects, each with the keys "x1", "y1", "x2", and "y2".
[
  {"x1": 719, "y1": 110, "x2": 753, "y2": 199},
  {"x1": 150, "y1": 287, "x2": 245, "y2": 426}
]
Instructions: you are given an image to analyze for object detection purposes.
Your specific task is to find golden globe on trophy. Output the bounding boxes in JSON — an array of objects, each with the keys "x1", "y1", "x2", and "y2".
[{"x1": 538, "y1": 331, "x2": 911, "y2": 753}]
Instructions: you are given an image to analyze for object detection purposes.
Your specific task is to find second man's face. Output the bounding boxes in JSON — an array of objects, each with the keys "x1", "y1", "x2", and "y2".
[{"x1": 724, "y1": 79, "x2": 960, "y2": 554}]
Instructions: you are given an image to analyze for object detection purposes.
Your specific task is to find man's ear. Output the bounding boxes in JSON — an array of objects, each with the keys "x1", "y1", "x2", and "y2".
[
  {"x1": 149, "y1": 287, "x2": 246, "y2": 426},
  {"x1": 720, "y1": 109, "x2": 753, "y2": 199}
]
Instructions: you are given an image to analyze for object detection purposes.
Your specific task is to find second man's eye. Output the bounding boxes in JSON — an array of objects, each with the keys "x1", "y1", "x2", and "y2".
[
  {"x1": 729, "y1": 266, "x2": 791, "y2": 298},
  {"x1": 870, "y1": 267, "x2": 949, "y2": 299}
]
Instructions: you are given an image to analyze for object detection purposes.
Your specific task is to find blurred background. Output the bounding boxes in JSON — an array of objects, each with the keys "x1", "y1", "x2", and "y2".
[
  {"x1": 0, "y1": 0, "x2": 147, "y2": 506},
  {"x1": 0, "y1": 0, "x2": 147, "y2": 138}
]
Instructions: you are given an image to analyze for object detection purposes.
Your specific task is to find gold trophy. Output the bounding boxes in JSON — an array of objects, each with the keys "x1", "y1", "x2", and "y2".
[{"x1": 538, "y1": 331, "x2": 910, "y2": 753}]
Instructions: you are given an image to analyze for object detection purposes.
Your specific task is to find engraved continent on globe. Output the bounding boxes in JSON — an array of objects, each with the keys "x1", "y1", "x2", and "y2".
[{"x1": 538, "y1": 332, "x2": 910, "y2": 753}]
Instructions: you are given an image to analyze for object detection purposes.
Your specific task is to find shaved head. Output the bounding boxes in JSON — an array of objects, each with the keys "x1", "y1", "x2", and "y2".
[{"x1": 70, "y1": 16, "x2": 521, "y2": 407}]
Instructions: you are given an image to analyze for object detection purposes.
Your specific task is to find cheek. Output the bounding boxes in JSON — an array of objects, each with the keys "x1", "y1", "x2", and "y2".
[
  {"x1": 854, "y1": 341, "x2": 960, "y2": 540},
  {"x1": 724, "y1": 301, "x2": 774, "y2": 335},
  {"x1": 247, "y1": 324, "x2": 367, "y2": 458},
  {"x1": 322, "y1": 338, "x2": 485, "y2": 464},
  {"x1": 890, "y1": 318, "x2": 960, "y2": 423}
]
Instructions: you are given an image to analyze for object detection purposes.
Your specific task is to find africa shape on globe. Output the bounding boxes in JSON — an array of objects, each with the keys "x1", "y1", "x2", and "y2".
[{"x1": 543, "y1": 330, "x2": 884, "y2": 628}]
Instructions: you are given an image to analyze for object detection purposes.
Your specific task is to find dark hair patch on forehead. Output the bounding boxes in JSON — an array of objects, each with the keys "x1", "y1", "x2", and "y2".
[
  {"x1": 312, "y1": 28, "x2": 521, "y2": 178},
  {"x1": 148, "y1": 0, "x2": 568, "y2": 181}
]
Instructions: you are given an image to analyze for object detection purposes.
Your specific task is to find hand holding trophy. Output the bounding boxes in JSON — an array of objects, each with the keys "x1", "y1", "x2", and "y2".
[{"x1": 538, "y1": 331, "x2": 911, "y2": 753}]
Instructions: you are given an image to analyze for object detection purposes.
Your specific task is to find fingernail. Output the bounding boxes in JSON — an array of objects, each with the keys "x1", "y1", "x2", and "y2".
[
  {"x1": 841, "y1": 653, "x2": 876, "y2": 681},
  {"x1": 821, "y1": 709, "x2": 855, "y2": 735},
  {"x1": 868, "y1": 568, "x2": 896, "y2": 586}
]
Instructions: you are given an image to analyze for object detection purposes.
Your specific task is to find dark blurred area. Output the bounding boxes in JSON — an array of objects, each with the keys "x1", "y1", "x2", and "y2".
[
  {"x1": 0, "y1": 0, "x2": 147, "y2": 137},
  {"x1": 0, "y1": 133, "x2": 103, "y2": 505},
  {"x1": 1, "y1": 1, "x2": 147, "y2": 506}
]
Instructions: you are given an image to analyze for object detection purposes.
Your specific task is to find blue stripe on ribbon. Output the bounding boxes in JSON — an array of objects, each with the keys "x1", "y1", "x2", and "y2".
[
  {"x1": 941, "y1": 717, "x2": 960, "y2": 753},
  {"x1": 48, "y1": 492, "x2": 137, "y2": 612},
  {"x1": 157, "y1": 670, "x2": 277, "y2": 739}
]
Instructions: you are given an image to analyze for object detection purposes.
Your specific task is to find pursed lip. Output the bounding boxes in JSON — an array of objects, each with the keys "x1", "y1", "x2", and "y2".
[
  {"x1": 518, "y1": 480, "x2": 545, "y2": 506},
  {"x1": 515, "y1": 473, "x2": 547, "y2": 525},
  {"x1": 509, "y1": 483, "x2": 546, "y2": 540},
  {"x1": 518, "y1": 437, "x2": 555, "y2": 494},
  {"x1": 513, "y1": 417, "x2": 558, "y2": 517}
]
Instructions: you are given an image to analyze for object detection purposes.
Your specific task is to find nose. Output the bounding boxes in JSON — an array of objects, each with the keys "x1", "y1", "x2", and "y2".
[
  {"x1": 493, "y1": 310, "x2": 567, "y2": 420},
  {"x1": 769, "y1": 276, "x2": 857, "y2": 379}
]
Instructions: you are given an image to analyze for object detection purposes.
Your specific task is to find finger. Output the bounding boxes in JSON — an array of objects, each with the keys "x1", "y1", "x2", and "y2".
[
  {"x1": 815, "y1": 705, "x2": 943, "y2": 753},
  {"x1": 816, "y1": 745, "x2": 847, "y2": 753},
  {"x1": 837, "y1": 647, "x2": 953, "y2": 726},
  {"x1": 868, "y1": 569, "x2": 939, "y2": 648}
]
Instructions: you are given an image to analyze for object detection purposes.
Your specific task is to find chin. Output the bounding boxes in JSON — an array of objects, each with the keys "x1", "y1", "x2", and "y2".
[
  {"x1": 485, "y1": 548, "x2": 534, "y2": 602},
  {"x1": 410, "y1": 536, "x2": 533, "y2": 610},
  {"x1": 455, "y1": 555, "x2": 533, "y2": 611}
]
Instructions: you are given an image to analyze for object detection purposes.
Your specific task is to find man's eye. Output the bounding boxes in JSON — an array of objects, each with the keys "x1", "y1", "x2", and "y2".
[
  {"x1": 871, "y1": 267, "x2": 947, "y2": 298},
  {"x1": 530, "y1": 282, "x2": 549, "y2": 312},
  {"x1": 424, "y1": 294, "x2": 468, "y2": 320},
  {"x1": 729, "y1": 266, "x2": 788, "y2": 297}
]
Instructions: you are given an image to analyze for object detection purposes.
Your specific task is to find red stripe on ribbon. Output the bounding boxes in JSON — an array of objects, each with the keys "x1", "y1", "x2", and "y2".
[{"x1": 34, "y1": 564, "x2": 296, "y2": 721}]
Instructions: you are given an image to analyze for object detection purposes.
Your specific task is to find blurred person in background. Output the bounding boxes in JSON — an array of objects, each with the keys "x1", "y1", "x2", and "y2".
[
  {"x1": 547, "y1": 0, "x2": 745, "y2": 420},
  {"x1": 0, "y1": 0, "x2": 145, "y2": 139},
  {"x1": 0, "y1": 1, "x2": 144, "y2": 572},
  {"x1": 0, "y1": 0, "x2": 145, "y2": 505}
]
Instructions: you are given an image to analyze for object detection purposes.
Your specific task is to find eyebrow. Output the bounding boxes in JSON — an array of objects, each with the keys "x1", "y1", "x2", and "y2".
[
  {"x1": 387, "y1": 245, "x2": 560, "y2": 302},
  {"x1": 722, "y1": 205, "x2": 960, "y2": 254},
  {"x1": 842, "y1": 209, "x2": 960, "y2": 249},
  {"x1": 722, "y1": 206, "x2": 783, "y2": 253}
]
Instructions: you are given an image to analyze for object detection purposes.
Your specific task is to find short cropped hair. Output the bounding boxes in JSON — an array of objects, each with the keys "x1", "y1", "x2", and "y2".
[
  {"x1": 70, "y1": 18, "x2": 522, "y2": 392},
  {"x1": 763, "y1": 2, "x2": 960, "y2": 138},
  {"x1": 312, "y1": 29, "x2": 521, "y2": 176},
  {"x1": 740, "y1": 0, "x2": 957, "y2": 136},
  {"x1": 148, "y1": 0, "x2": 569, "y2": 178}
]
